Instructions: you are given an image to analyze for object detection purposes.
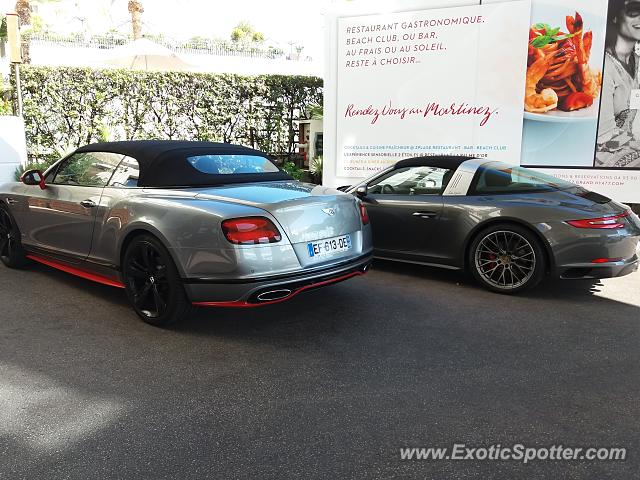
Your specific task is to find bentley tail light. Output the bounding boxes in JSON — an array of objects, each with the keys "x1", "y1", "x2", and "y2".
[
  {"x1": 221, "y1": 217, "x2": 282, "y2": 245},
  {"x1": 358, "y1": 202, "x2": 369, "y2": 225},
  {"x1": 566, "y1": 211, "x2": 630, "y2": 229}
]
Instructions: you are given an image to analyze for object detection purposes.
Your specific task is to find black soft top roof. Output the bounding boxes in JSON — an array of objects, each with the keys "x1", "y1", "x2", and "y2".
[
  {"x1": 394, "y1": 155, "x2": 476, "y2": 170},
  {"x1": 75, "y1": 140, "x2": 292, "y2": 187}
]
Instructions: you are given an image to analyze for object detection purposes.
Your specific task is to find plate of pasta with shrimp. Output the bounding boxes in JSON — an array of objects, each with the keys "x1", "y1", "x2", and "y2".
[{"x1": 524, "y1": 10, "x2": 603, "y2": 122}]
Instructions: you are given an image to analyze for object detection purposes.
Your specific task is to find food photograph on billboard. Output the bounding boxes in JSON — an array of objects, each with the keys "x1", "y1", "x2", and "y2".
[{"x1": 521, "y1": 0, "x2": 640, "y2": 202}]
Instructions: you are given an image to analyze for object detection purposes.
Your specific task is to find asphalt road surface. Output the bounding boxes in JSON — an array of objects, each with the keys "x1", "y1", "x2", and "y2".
[{"x1": 0, "y1": 259, "x2": 638, "y2": 480}]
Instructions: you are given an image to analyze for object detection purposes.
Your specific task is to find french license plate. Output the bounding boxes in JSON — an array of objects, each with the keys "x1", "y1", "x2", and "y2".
[{"x1": 307, "y1": 234, "x2": 352, "y2": 258}]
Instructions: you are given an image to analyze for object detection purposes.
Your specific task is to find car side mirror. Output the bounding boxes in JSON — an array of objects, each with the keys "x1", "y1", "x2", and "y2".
[
  {"x1": 355, "y1": 185, "x2": 368, "y2": 198},
  {"x1": 21, "y1": 169, "x2": 46, "y2": 190}
]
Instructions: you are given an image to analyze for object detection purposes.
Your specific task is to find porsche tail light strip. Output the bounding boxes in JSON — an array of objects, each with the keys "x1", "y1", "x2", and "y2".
[
  {"x1": 26, "y1": 254, "x2": 125, "y2": 289},
  {"x1": 193, "y1": 270, "x2": 367, "y2": 308},
  {"x1": 566, "y1": 211, "x2": 630, "y2": 229},
  {"x1": 591, "y1": 258, "x2": 623, "y2": 264},
  {"x1": 221, "y1": 217, "x2": 282, "y2": 245},
  {"x1": 358, "y1": 202, "x2": 369, "y2": 225}
]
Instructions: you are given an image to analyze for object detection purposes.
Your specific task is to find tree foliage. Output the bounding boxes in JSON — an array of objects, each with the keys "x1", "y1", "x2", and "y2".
[
  {"x1": 13, "y1": 66, "x2": 323, "y2": 164},
  {"x1": 15, "y1": 0, "x2": 32, "y2": 63},
  {"x1": 0, "y1": 15, "x2": 7, "y2": 41},
  {"x1": 128, "y1": 0, "x2": 144, "y2": 40},
  {"x1": 231, "y1": 21, "x2": 265, "y2": 44},
  {"x1": 0, "y1": 81, "x2": 11, "y2": 115}
]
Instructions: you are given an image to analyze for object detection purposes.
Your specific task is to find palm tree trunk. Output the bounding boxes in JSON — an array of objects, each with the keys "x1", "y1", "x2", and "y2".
[
  {"x1": 128, "y1": 0, "x2": 144, "y2": 40},
  {"x1": 15, "y1": 0, "x2": 30, "y2": 63}
]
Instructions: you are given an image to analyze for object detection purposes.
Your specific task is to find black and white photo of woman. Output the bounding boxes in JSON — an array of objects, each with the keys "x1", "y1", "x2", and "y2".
[{"x1": 596, "y1": 0, "x2": 640, "y2": 168}]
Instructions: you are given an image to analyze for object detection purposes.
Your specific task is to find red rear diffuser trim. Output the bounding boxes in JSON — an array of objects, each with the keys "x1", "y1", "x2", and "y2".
[
  {"x1": 26, "y1": 254, "x2": 125, "y2": 289},
  {"x1": 193, "y1": 270, "x2": 367, "y2": 308}
]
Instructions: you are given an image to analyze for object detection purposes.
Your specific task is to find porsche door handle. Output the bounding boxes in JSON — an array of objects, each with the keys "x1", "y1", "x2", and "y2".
[
  {"x1": 5, "y1": 197, "x2": 18, "y2": 205},
  {"x1": 412, "y1": 211, "x2": 438, "y2": 219},
  {"x1": 80, "y1": 200, "x2": 97, "y2": 208}
]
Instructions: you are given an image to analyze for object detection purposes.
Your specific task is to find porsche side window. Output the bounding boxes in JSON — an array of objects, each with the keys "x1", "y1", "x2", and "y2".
[
  {"x1": 52, "y1": 152, "x2": 124, "y2": 187},
  {"x1": 473, "y1": 162, "x2": 575, "y2": 194},
  {"x1": 108, "y1": 156, "x2": 140, "y2": 188},
  {"x1": 368, "y1": 166, "x2": 453, "y2": 195}
]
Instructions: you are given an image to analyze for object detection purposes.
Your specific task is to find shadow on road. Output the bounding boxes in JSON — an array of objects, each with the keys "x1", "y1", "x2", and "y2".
[
  {"x1": 20, "y1": 256, "x2": 626, "y2": 336},
  {"x1": 369, "y1": 258, "x2": 605, "y2": 298}
]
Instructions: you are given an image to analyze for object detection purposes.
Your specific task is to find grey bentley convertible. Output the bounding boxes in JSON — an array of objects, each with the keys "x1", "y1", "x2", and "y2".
[{"x1": 0, "y1": 141, "x2": 372, "y2": 325}]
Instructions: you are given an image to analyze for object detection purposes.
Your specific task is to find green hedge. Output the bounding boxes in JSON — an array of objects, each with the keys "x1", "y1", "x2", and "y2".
[{"x1": 13, "y1": 66, "x2": 323, "y2": 163}]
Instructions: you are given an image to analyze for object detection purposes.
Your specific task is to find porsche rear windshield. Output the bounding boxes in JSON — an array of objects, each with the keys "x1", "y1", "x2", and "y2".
[
  {"x1": 187, "y1": 154, "x2": 280, "y2": 175},
  {"x1": 473, "y1": 162, "x2": 575, "y2": 194}
]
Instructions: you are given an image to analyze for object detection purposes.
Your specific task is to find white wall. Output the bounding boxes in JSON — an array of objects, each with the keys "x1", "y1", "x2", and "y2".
[{"x1": 0, "y1": 116, "x2": 28, "y2": 184}]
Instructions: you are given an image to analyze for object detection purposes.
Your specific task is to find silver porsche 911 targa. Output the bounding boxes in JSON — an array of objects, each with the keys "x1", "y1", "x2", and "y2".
[
  {"x1": 346, "y1": 156, "x2": 640, "y2": 293},
  {"x1": 0, "y1": 141, "x2": 372, "y2": 325}
]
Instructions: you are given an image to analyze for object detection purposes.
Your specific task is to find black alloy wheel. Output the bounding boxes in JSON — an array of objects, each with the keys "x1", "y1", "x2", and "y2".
[
  {"x1": 0, "y1": 206, "x2": 27, "y2": 268},
  {"x1": 469, "y1": 223, "x2": 546, "y2": 294},
  {"x1": 122, "y1": 234, "x2": 191, "y2": 326}
]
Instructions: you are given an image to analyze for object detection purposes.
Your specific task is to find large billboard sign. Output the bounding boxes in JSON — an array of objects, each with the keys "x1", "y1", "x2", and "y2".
[
  {"x1": 324, "y1": 0, "x2": 640, "y2": 204},
  {"x1": 335, "y1": 1, "x2": 530, "y2": 177}
]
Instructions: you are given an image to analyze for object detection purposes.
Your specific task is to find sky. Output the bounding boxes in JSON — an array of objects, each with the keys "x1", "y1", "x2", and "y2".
[{"x1": 1, "y1": 0, "x2": 340, "y2": 59}]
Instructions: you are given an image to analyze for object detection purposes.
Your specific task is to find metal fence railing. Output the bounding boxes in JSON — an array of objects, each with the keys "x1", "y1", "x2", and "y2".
[{"x1": 28, "y1": 33, "x2": 305, "y2": 61}]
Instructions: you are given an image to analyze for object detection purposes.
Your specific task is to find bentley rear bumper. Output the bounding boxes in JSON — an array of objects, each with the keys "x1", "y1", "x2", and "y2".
[{"x1": 186, "y1": 254, "x2": 372, "y2": 307}]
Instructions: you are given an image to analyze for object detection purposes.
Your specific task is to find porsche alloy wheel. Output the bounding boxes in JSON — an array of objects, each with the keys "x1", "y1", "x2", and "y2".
[
  {"x1": 123, "y1": 235, "x2": 191, "y2": 326},
  {"x1": 470, "y1": 224, "x2": 545, "y2": 294},
  {"x1": 0, "y1": 207, "x2": 27, "y2": 268}
]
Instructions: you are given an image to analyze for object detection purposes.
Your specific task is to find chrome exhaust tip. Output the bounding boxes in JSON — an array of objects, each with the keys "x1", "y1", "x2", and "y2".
[{"x1": 256, "y1": 289, "x2": 293, "y2": 302}]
